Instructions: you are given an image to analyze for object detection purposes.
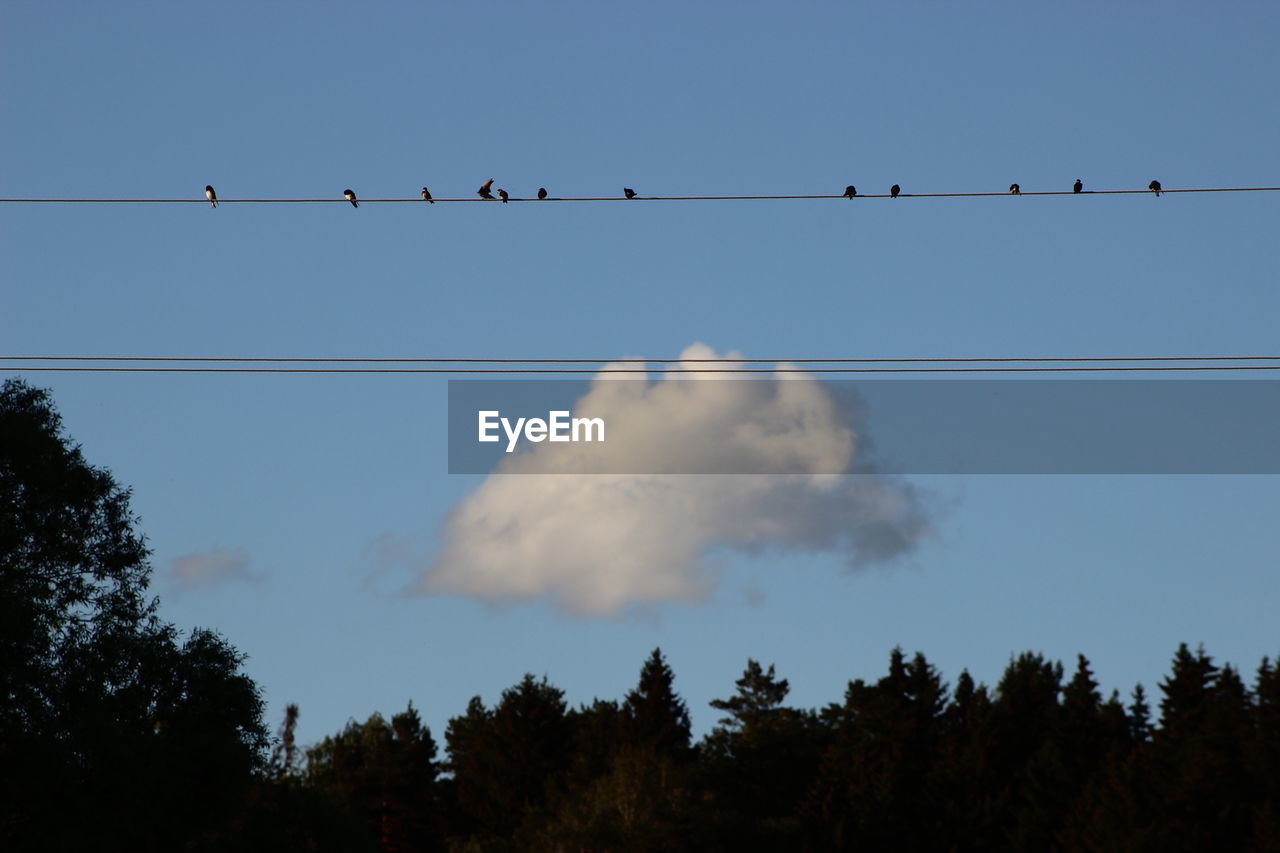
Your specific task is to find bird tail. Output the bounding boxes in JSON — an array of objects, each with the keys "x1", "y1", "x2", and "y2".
[
  {"x1": 352, "y1": 200, "x2": 359, "y2": 208},
  {"x1": 211, "y1": 200, "x2": 217, "y2": 208}
]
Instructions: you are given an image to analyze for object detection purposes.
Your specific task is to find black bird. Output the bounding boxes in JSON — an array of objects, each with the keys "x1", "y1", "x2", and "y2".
[
  {"x1": 623, "y1": 187, "x2": 637, "y2": 199},
  {"x1": 421, "y1": 187, "x2": 434, "y2": 203},
  {"x1": 890, "y1": 184, "x2": 901, "y2": 198},
  {"x1": 1073, "y1": 179, "x2": 1083, "y2": 194},
  {"x1": 1009, "y1": 183, "x2": 1021, "y2": 195},
  {"x1": 498, "y1": 188, "x2": 509, "y2": 203},
  {"x1": 344, "y1": 189, "x2": 359, "y2": 208},
  {"x1": 843, "y1": 185, "x2": 857, "y2": 199},
  {"x1": 478, "y1": 179, "x2": 495, "y2": 200},
  {"x1": 205, "y1": 185, "x2": 217, "y2": 208},
  {"x1": 537, "y1": 187, "x2": 548, "y2": 200},
  {"x1": 1149, "y1": 180, "x2": 1162, "y2": 197}
]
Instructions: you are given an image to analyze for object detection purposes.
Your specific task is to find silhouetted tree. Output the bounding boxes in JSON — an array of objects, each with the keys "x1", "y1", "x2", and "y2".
[
  {"x1": 272, "y1": 701, "x2": 302, "y2": 778},
  {"x1": 623, "y1": 648, "x2": 692, "y2": 758},
  {"x1": 809, "y1": 648, "x2": 948, "y2": 850},
  {"x1": 703, "y1": 659, "x2": 826, "y2": 847},
  {"x1": 0, "y1": 379, "x2": 267, "y2": 851},
  {"x1": 1128, "y1": 683, "x2": 1152, "y2": 744},
  {"x1": 445, "y1": 675, "x2": 572, "y2": 845},
  {"x1": 307, "y1": 703, "x2": 441, "y2": 852}
]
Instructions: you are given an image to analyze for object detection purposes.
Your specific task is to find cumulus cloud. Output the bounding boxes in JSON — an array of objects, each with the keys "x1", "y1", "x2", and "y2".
[
  {"x1": 418, "y1": 344, "x2": 935, "y2": 616},
  {"x1": 169, "y1": 546, "x2": 257, "y2": 588}
]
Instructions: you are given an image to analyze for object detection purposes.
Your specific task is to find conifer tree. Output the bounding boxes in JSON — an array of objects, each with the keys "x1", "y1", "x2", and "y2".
[{"x1": 623, "y1": 648, "x2": 692, "y2": 758}]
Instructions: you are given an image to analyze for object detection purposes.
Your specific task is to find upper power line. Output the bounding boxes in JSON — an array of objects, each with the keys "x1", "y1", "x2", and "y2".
[{"x1": 2, "y1": 185, "x2": 1278, "y2": 205}]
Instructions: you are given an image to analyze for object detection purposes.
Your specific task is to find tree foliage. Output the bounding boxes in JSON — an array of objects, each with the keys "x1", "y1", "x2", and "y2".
[
  {"x1": 1, "y1": 380, "x2": 267, "y2": 851},
  {"x1": 4, "y1": 380, "x2": 1277, "y2": 850}
]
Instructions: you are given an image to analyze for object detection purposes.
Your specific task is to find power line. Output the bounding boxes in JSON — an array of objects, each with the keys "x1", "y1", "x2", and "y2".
[
  {"x1": 3, "y1": 356, "x2": 1279, "y2": 364},
  {"x1": 5, "y1": 366, "x2": 1280, "y2": 375},
  {"x1": 2, "y1": 186, "x2": 1278, "y2": 204}
]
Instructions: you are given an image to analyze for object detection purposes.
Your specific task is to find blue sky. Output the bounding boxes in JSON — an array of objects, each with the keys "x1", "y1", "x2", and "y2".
[{"x1": 3, "y1": 2, "x2": 1278, "y2": 746}]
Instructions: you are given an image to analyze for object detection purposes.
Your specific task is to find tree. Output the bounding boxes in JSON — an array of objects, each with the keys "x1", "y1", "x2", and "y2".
[
  {"x1": 622, "y1": 648, "x2": 692, "y2": 758},
  {"x1": 0, "y1": 379, "x2": 267, "y2": 851},
  {"x1": 271, "y1": 701, "x2": 301, "y2": 778},
  {"x1": 1158, "y1": 643, "x2": 1218, "y2": 741},
  {"x1": 1, "y1": 379, "x2": 153, "y2": 737},
  {"x1": 708, "y1": 659, "x2": 791, "y2": 734},
  {"x1": 306, "y1": 703, "x2": 441, "y2": 852},
  {"x1": 1128, "y1": 683, "x2": 1151, "y2": 744},
  {"x1": 445, "y1": 674, "x2": 573, "y2": 844},
  {"x1": 703, "y1": 660, "x2": 825, "y2": 846},
  {"x1": 539, "y1": 651, "x2": 699, "y2": 850},
  {"x1": 808, "y1": 649, "x2": 949, "y2": 850}
]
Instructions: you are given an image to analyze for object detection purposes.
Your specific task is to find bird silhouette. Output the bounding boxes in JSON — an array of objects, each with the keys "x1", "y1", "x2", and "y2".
[
  {"x1": 1149, "y1": 180, "x2": 1162, "y2": 197},
  {"x1": 205, "y1": 185, "x2": 217, "y2": 208},
  {"x1": 537, "y1": 187, "x2": 548, "y2": 200},
  {"x1": 344, "y1": 189, "x2": 358, "y2": 208},
  {"x1": 1073, "y1": 179, "x2": 1083, "y2": 194},
  {"x1": 890, "y1": 184, "x2": 901, "y2": 198},
  {"x1": 1009, "y1": 183, "x2": 1021, "y2": 195},
  {"x1": 843, "y1": 185, "x2": 857, "y2": 199},
  {"x1": 478, "y1": 179, "x2": 495, "y2": 200},
  {"x1": 623, "y1": 188, "x2": 637, "y2": 199},
  {"x1": 498, "y1": 188, "x2": 509, "y2": 203},
  {"x1": 421, "y1": 187, "x2": 434, "y2": 203}
]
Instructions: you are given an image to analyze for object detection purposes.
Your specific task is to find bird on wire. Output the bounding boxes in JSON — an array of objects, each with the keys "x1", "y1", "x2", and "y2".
[
  {"x1": 344, "y1": 189, "x2": 358, "y2": 208},
  {"x1": 498, "y1": 188, "x2": 509, "y2": 203},
  {"x1": 478, "y1": 179, "x2": 495, "y2": 200},
  {"x1": 843, "y1": 185, "x2": 857, "y2": 199},
  {"x1": 537, "y1": 187, "x2": 548, "y2": 200},
  {"x1": 623, "y1": 188, "x2": 637, "y2": 199},
  {"x1": 1149, "y1": 180, "x2": 1162, "y2": 196},
  {"x1": 421, "y1": 187, "x2": 433, "y2": 203},
  {"x1": 1073, "y1": 179, "x2": 1083, "y2": 194},
  {"x1": 205, "y1": 185, "x2": 217, "y2": 208},
  {"x1": 890, "y1": 184, "x2": 901, "y2": 198},
  {"x1": 1009, "y1": 183, "x2": 1020, "y2": 195}
]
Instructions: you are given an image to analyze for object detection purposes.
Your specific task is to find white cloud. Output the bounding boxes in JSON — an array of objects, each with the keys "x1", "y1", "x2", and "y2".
[
  {"x1": 416, "y1": 344, "x2": 935, "y2": 616},
  {"x1": 169, "y1": 546, "x2": 257, "y2": 588}
]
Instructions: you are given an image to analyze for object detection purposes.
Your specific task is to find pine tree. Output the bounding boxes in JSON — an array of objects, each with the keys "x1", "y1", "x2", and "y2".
[
  {"x1": 703, "y1": 660, "x2": 823, "y2": 847},
  {"x1": 1128, "y1": 684, "x2": 1151, "y2": 744},
  {"x1": 623, "y1": 648, "x2": 692, "y2": 758},
  {"x1": 708, "y1": 659, "x2": 791, "y2": 733},
  {"x1": 1158, "y1": 642, "x2": 1218, "y2": 740},
  {"x1": 1253, "y1": 657, "x2": 1280, "y2": 816}
]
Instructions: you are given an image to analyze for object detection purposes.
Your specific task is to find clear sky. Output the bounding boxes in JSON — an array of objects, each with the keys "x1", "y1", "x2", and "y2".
[{"x1": 2, "y1": 2, "x2": 1278, "y2": 747}]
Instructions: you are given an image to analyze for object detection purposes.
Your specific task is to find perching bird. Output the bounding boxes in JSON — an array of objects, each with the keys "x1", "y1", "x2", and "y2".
[
  {"x1": 537, "y1": 187, "x2": 548, "y2": 200},
  {"x1": 890, "y1": 184, "x2": 901, "y2": 198},
  {"x1": 843, "y1": 185, "x2": 857, "y2": 199},
  {"x1": 421, "y1": 187, "x2": 434, "y2": 203},
  {"x1": 1073, "y1": 179, "x2": 1083, "y2": 194},
  {"x1": 344, "y1": 189, "x2": 358, "y2": 208},
  {"x1": 623, "y1": 187, "x2": 637, "y2": 199},
  {"x1": 1009, "y1": 183, "x2": 1021, "y2": 195},
  {"x1": 205, "y1": 185, "x2": 217, "y2": 208},
  {"x1": 478, "y1": 179, "x2": 495, "y2": 200},
  {"x1": 498, "y1": 188, "x2": 509, "y2": 203},
  {"x1": 1149, "y1": 180, "x2": 1162, "y2": 197}
]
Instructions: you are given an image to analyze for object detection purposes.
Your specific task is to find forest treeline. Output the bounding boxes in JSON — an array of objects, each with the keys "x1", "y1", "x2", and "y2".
[{"x1": 3, "y1": 377, "x2": 1279, "y2": 852}]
